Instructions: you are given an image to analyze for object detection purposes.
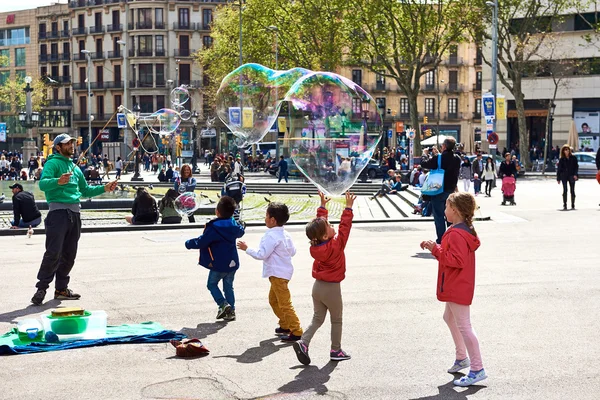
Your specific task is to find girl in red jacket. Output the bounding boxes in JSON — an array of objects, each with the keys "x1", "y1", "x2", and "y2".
[
  {"x1": 421, "y1": 192, "x2": 487, "y2": 387},
  {"x1": 292, "y1": 191, "x2": 356, "y2": 366}
]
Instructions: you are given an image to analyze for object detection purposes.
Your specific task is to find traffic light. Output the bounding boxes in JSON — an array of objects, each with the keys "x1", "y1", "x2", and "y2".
[
  {"x1": 425, "y1": 129, "x2": 432, "y2": 137},
  {"x1": 424, "y1": 116, "x2": 428, "y2": 124},
  {"x1": 43, "y1": 134, "x2": 51, "y2": 146},
  {"x1": 77, "y1": 136, "x2": 83, "y2": 146}
]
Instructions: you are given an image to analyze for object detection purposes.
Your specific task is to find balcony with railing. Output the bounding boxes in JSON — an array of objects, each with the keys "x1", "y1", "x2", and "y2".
[
  {"x1": 399, "y1": 112, "x2": 411, "y2": 119},
  {"x1": 444, "y1": 112, "x2": 462, "y2": 121},
  {"x1": 445, "y1": 56, "x2": 464, "y2": 66},
  {"x1": 61, "y1": 29, "x2": 70, "y2": 38},
  {"x1": 420, "y1": 112, "x2": 437, "y2": 120},
  {"x1": 155, "y1": 49, "x2": 166, "y2": 57},
  {"x1": 198, "y1": 22, "x2": 211, "y2": 31},
  {"x1": 473, "y1": 112, "x2": 481, "y2": 120},
  {"x1": 173, "y1": 22, "x2": 192, "y2": 30},
  {"x1": 74, "y1": 114, "x2": 107, "y2": 122},
  {"x1": 174, "y1": 49, "x2": 195, "y2": 57},
  {"x1": 138, "y1": 49, "x2": 154, "y2": 57},
  {"x1": 473, "y1": 82, "x2": 482, "y2": 91},
  {"x1": 69, "y1": 0, "x2": 87, "y2": 8},
  {"x1": 155, "y1": 21, "x2": 165, "y2": 29},
  {"x1": 129, "y1": 80, "x2": 155, "y2": 88},
  {"x1": 445, "y1": 83, "x2": 463, "y2": 93},
  {"x1": 45, "y1": 99, "x2": 73, "y2": 107},
  {"x1": 106, "y1": 24, "x2": 122, "y2": 33},
  {"x1": 47, "y1": 76, "x2": 72, "y2": 85},
  {"x1": 73, "y1": 82, "x2": 106, "y2": 90},
  {"x1": 72, "y1": 27, "x2": 87, "y2": 36},
  {"x1": 422, "y1": 83, "x2": 437, "y2": 92},
  {"x1": 135, "y1": 21, "x2": 153, "y2": 30},
  {"x1": 172, "y1": 80, "x2": 202, "y2": 88},
  {"x1": 107, "y1": 50, "x2": 123, "y2": 59},
  {"x1": 89, "y1": 25, "x2": 105, "y2": 34},
  {"x1": 371, "y1": 82, "x2": 390, "y2": 92},
  {"x1": 105, "y1": 81, "x2": 124, "y2": 89}
]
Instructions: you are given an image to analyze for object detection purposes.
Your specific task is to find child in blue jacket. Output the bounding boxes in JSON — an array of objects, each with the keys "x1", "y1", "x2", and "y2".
[{"x1": 185, "y1": 196, "x2": 245, "y2": 321}]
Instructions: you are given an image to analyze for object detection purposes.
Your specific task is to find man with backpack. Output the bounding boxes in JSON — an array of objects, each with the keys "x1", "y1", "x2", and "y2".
[{"x1": 421, "y1": 137, "x2": 461, "y2": 244}]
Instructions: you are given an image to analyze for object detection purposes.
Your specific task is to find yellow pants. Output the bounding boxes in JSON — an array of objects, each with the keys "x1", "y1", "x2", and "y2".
[{"x1": 269, "y1": 276, "x2": 303, "y2": 336}]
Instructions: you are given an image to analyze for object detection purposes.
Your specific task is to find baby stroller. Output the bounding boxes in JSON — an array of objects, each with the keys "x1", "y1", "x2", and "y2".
[
  {"x1": 501, "y1": 176, "x2": 516, "y2": 206},
  {"x1": 223, "y1": 175, "x2": 247, "y2": 226}
]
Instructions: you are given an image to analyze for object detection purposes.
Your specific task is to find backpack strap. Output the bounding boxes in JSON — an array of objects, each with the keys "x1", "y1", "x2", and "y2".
[{"x1": 437, "y1": 154, "x2": 442, "y2": 170}]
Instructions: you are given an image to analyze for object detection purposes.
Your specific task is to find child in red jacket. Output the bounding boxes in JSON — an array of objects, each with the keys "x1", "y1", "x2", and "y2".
[
  {"x1": 292, "y1": 191, "x2": 356, "y2": 365},
  {"x1": 421, "y1": 192, "x2": 486, "y2": 387}
]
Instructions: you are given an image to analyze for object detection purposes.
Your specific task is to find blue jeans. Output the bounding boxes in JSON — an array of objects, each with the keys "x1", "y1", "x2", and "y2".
[
  {"x1": 207, "y1": 270, "x2": 236, "y2": 309},
  {"x1": 431, "y1": 191, "x2": 450, "y2": 244},
  {"x1": 11, "y1": 216, "x2": 42, "y2": 228},
  {"x1": 473, "y1": 179, "x2": 481, "y2": 194}
]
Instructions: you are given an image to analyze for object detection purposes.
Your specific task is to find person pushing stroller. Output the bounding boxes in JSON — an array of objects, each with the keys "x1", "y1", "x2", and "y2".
[{"x1": 498, "y1": 153, "x2": 517, "y2": 206}]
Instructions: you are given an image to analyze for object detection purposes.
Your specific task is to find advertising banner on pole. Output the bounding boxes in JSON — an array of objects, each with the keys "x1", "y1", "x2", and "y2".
[
  {"x1": 116, "y1": 113, "x2": 127, "y2": 128},
  {"x1": 242, "y1": 107, "x2": 254, "y2": 128},
  {"x1": 0, "y1": 123, "x2": 6, "y2": 142},
  {"x1": 228, "y1": 107, "x2": 241, "y2": 127},
  {"x1": 496, "y1": 95, "x2": 506, "y2": 120},
  {"x1": 483, "y1": 92, "x2": 495, "y2": 120}
]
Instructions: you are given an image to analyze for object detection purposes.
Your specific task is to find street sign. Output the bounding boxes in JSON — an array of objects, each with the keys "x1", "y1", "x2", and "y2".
[
  {"x1": 387, "y1": 129, "x2": 393, "y2": 139},
  {"x1": 116, "y1": 113, "x2": 127, "y2": 128},
  {"x1": 483, "y1": 92, "x2": 495, "y2": 120},
  {"x1": 488, "y1": 132, "x2": 499, "y2": 145},
  {"x1": 99, "y1": 129, "x2": 110, "y2": 141},
  {"x1": 406, "y1": 128, "x2": 416, "y2": 140}
]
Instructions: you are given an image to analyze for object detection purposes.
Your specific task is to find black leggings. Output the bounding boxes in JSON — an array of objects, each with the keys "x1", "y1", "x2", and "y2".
[
  {"x1": 485, "y1": 179, "x2": 493, "y2": 195},
  {"x1": 561, "y1": 177, "x2": 576, "y2": 206}
]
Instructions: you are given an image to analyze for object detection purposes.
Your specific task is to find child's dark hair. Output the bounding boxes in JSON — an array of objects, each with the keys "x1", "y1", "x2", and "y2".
[
  {"x1": 160, "y1": 189, "x2": 179, "y2": 209},
  {"x1": 267, "y1": 202, "x2": 290, "y2": 226},
  {"x1": 305, "y1": 218, "x2": 329, "y2": 246},
  {"x1": 217, "y1": 196, "x2": 236, "y2": 219},
  {"x1": 447, "y1": 192, "x2": 477, "y2": 236}
]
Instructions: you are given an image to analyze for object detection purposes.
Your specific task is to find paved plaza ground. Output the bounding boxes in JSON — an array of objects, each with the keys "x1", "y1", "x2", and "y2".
[{"x1": 1, "y1": 178, "x2": 599, "y2": 399}]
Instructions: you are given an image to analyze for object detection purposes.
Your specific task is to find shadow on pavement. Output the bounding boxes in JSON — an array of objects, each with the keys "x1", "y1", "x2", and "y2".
[
  {"x1": 0, "y1": 299, "x2": 62, "y2": 323},
  {"x1": 214, "y1": 337, "x2": 290, "y2": 364},
  {"x1": 277, "y1": 361, "x2": 339, "y2": 395},
  {"x1": 410, "y1": 379, "x2": 487, "y2": 400},
  {"x1": 180, "y1": 321, "x2": 228, "y2": 340}
]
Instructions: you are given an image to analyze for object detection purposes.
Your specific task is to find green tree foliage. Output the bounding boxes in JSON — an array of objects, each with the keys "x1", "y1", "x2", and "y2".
[
  {"x1": 0, "y1": 57, "x2": 47, "y2": 114},
  {"x1": 346, "y1": 0, "x2": 480, "y2": 155},
  {"x1": 470, "y1": 0, "x2": 578, "y2": 166},
  {"x1": 196, "y1": 0, "x2": 350, "y2": 108}
]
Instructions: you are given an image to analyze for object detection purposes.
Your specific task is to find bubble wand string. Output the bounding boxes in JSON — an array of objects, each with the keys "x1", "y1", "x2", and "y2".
[{"x1": 67, "y1": 110, "x2": 118, "y2": 174}]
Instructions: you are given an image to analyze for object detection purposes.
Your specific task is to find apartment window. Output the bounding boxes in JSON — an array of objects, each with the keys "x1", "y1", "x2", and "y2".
[
  {"x1": 63, "y1": 20, "x2": 69, "y2": 33},
  {"x1": 139, "y1": 64, "x2": 153, "y2": 87},
  {"x1": 0, "y1": 27, "x2": 30, "y2": 46},
  {"x1": 155, "y1": 64, "x2": 164, "y2": 86},
  {"x1": 425, "y1": 98, "x2": 435, "y2": 114},
  {"x1": 0, "y1": 71, "x2": 9, "y2": 85},
  {"x1": 155, "y1": 9, "x2": 164, "y2": 28},
  {"x1": 449, "y1": 45, "x2": 458, "y2": 58},
  {"x1": 40, "y1": 66, "x2": 48, "y2": 77},
  {"x1": 15, "y1": 48, "x2": 25, "y2": 67},
  {"x1": 94, "y1": 12, "x2": 102, "y2": 28},
  {"x1": 96, "y1": 66, "x2": 103, "y2": 84},
  {"x1": 400, "y1": 98, "x2": 409, "y2": 114},
  {"x1": 0, "y1": 49, "x2": 9, "y2": 66},
  {"x1": 51, "y1": 65, "x2": 59, "y2": 78},
  {"x1": 40, "y1": 44, "x2": 48, "y2": 56},
  {"x1": 65, "y1": 88, "x2": 71, "y2": 101},
  {"x1": 114, "y1": 95, "x2": 122, "y2": 111},
  {"x1": 475, "y1": 98, "x2": 482, "y2": 115},
  {"x1": 63, "y1": 42, "x2": 70, "y2": 56},
  {"x1": 475, "y1": 47, "x2": 482, "y2": 65},
  {"x1": 138, "y1": 36, "x2": 153, "y2": 56},
  {"x1": 63, "y1": 65, "x2": 70, "y2": 79},
  {"x1": 138, "y1": 8, "x2": 152, "y2": 28},
  {"x1": 78, "y1": 14, "x2": 84, "y2": 28},
  {"x1": 425, "y1": 70, "x2": 435, "y2": 86},
  {"x1": 351, "y1": 69, "x2": 362, "y2": 87},
  {"x1": 179, "y1": 8, "x2": 190, "y2": 28},
  {"x1": 352, "y1": 98, "x2": 362, "y2": 115},
  {"x1": 202, "y1": 9, "x2": 213, "y2": 29},
  {"x1": 114, "y1": 64, "x2": 121, "y2": 82},
  {"x1": 112, "y1": 10, "x2": 120, "y2": 26},
  {"x1": 376, "y1": 72, "x2": 386, "y2": 90},
  {"x1": 140, "y1": 95, "x2": 153, "y2": 113},
  {"x1": 79, "y1": 67, "x2": 86, "y2": 83},
  {"x1": 97, "y1": 95, "x2": 104, "y2": 118},
  {"x1": 42, "y1": 110, "x2": 70, "y2": 128},
  {"x1": 156, "y1": 95, "x2": 165, "y2": 110},
  {"x1": 53, "y1": 88, "x2": 59, "y2": 100},
  {"x1": 16, "y1": 70, "x2": 26, "y2": 81},
  {"x1": 51, "y1": 43, "x2": 59, "y2": 56},
  {"x1": 79, "y1": 96, "x2": 86, "y2": 115},
  {"x1": 376, "y1": 97, "x2": 386, "y2": 111},
  {"x1": 156, "y1": 35, "x2": 164, "y2": 54},
  {"x1": 39, "y1": 23, "x2": 46, "y2": 37},
  {"x1": 475, "y1": 71, "x2": 482, "y2": 89},
  {"x1": 96, "y1": 38, "x2": 103, "y2": 53},
  {"x1": 51, "y1": 22, "x2": 58, "y2": 35},
  {"x1": 448, "y1": 98, "x2": 458, "y2": 115},
  {"x1": 202, "y1": 36, "x2": 213, "y2": 48}
]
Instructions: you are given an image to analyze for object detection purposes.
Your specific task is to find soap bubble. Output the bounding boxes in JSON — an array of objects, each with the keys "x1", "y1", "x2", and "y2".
[
  {"x1": 215, "y1": 64, "x2": 312, "y2": 145},
  {"x1": 140, "y1": 108, "x2": 182, "y2": 136},
  {"x1": 174, "y1": 192, "x2": 200, "y2": 217},
  {"x1": 282, "y1": 72, "x2": 382, "y2": 196},
  {"x1": 170, "y1": 86, "x2": 190, "y2": 107},
  {"x1": 180, "y1": 109, "x2": 192, "y2": 121}
]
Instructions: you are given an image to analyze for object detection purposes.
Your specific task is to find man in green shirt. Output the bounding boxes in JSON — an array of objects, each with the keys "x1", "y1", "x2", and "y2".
[{"x1": 31, "y1": 134, "x2": 118, "y2": 305}]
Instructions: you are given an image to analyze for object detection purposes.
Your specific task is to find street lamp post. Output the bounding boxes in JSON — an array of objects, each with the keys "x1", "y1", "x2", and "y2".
[
  {"x1": 542, "y1": 102, "x2": 556, "y2": 173},
  {"x1": 117, "y1": 40, "x2": 128, "y2": 153},
  {"x1": 131, "y1": 103, "x2": 143, "y2": 181},
  {"x1": 359, "y1": 98, "x2": 371, "y2": 183},
  {"x1": 81, "y1": 50, "x2": 93, "y2": 154},
  {"x1": 486, "y1": 1, "x2": 499, "y2": 154},
  {"x1": 191, "y1": 110, "x2": 199, "y2": 173},
  {"x1": 437, "y1": 75, "x2": 444, "y2": 149},
  {"x1": 18, "y1": 76, "x2": 40, "y2": 159},
  {"x1": 267, "y1": 25, "x2": 279, "y2": 158}
]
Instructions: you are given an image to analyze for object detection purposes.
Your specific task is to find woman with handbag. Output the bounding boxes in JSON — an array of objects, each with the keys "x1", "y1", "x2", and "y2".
[{"x1": 483, "y1": 158, "x2": 496, "y2": 197}]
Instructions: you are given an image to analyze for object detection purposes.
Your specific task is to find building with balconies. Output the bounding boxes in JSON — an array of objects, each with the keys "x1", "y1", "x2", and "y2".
[
  {"x1": 0, "y1": 8, "x2": 38, "y2": 151},
  {"x1": 65, "y1": 0, "x2": 220, "y2": 155},
  {"x1": 338, "y1": 43, "x2": 484, "y2": 152}
]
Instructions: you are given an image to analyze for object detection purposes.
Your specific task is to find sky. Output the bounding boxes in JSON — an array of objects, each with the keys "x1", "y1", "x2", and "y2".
[{"x1": 0, "y1": 0, "x2": 67, "y2": 13}]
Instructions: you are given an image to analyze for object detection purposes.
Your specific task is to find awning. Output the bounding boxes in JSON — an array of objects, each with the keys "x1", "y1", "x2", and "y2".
[{"x1": 507, "y1": 109, "x2": 548, "y2": 118}]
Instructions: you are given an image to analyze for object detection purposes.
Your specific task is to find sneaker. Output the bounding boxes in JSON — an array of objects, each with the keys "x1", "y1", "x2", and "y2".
[
  {"x1": 447, "y1": 358, "x2": 470, "y2": 373},
  {"x1": 223, "y1": 309, "x2": 236, "y2": 321},
  {"x1": 31, "y1": 289, "x2": 46, "y2": 306},
  {"x1": 216, "y1": 303, "x2": 231, "y2": 319},
  {"x1": 330, "y1": 349, "x2": 351, "y2": 361},
  {"x1": 275, "y1": 327, "x2": 291, "y2": 336},
  {"x1": 54, "y1": 288, "x2": 80, "y2": 300},
  {"x1": 293, "y1": 340, "x2": 311, "y2": 365},
  {"x1": 453, "y1": 369, "x2": 488, "y2": 387},
  {"x1": 280, "y1": 333, "x2": 302, "y2": 342}
]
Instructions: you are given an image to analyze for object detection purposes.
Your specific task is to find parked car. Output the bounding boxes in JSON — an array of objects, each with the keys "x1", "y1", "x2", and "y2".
[
  {"x1": 360, "y1": 158, "x2": 385, "y2": 180},
  {"x1": 573, "y1": 152, "x2": 597, "y2": 175}
]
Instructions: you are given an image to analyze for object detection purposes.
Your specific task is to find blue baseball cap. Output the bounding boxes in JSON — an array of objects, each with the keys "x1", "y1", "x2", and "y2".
[{"x1": 53, "y1": 133, "x2": 76, "y2": 147}]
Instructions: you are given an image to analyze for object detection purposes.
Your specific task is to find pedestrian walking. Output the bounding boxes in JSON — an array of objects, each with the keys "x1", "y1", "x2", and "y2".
[
  {"x1": 556, "y1": 145, "x2": 579, "y2": 211},
  {"x1": 483, "y1": 157, "x2": 496, "y2": 197},
  {"x1": 420, "y1": 192, "x2": 487, "y2": 387},
  {"x1": 472, "y1": 154, "x2": 484, "y2": 195},
  {"x1": 31, "y1": 134, "x2": 117, "y2": 305},
  {"x1": 278, "y1": 156, "x2": 288, "y2": 183},
  {"x1": 115, "y1": 157, "x2": 123, "y2": 179},
  {"x1": 459, "y1": 157, "x2": 473, "y2": 192}
]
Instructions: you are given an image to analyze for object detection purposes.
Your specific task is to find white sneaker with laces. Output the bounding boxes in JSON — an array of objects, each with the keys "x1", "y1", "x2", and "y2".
[
  {"x1": 454, "y1": 369, "x2": 488, "y2": 387},
  {"x1": 447, "y1": 358, "x2": 470, "y2": 373}
]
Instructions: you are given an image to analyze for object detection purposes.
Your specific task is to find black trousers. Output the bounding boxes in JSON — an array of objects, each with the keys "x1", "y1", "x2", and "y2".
[
  {"x1": 485, "y1": 179, "x2": 493, "y2": 195},
  {"x1": 36, "y1": 209, "x2": 81, "y2": 291},
  {"x1": 561, "y1": 177, "x2": 576, "y2": 206}
]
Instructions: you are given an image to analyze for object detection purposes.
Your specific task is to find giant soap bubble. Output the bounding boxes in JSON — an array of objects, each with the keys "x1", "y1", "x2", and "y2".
[
  {"x1": 215, "y1": 64, "x2": 311, "y2": 145},
  {"x1": 174, "y1": 192, "x2": 201, "y2": 217},
  {"x1": 282, "y1": 72, "x2": 382, "y2": 196},
  {"x1": 141, "y1": 108, "x2": 182, "y2": 137}
]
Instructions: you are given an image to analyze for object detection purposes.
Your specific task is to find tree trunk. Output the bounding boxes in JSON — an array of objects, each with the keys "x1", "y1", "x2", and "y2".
[
  {"x1": 514, "y1": 90, "x2": 530, "y2": 168},
  {"x1": 408, "y1": 93, "x2": 421, "y2": 157}
]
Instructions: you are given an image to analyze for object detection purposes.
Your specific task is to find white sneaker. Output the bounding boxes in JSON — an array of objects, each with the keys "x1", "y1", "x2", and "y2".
[
  {"x1": 454, "y1": 369, "x2": 488, "y2": 386},
  {"x1": 447, "y1": 358, "x2": 470, "y2": 373}
]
